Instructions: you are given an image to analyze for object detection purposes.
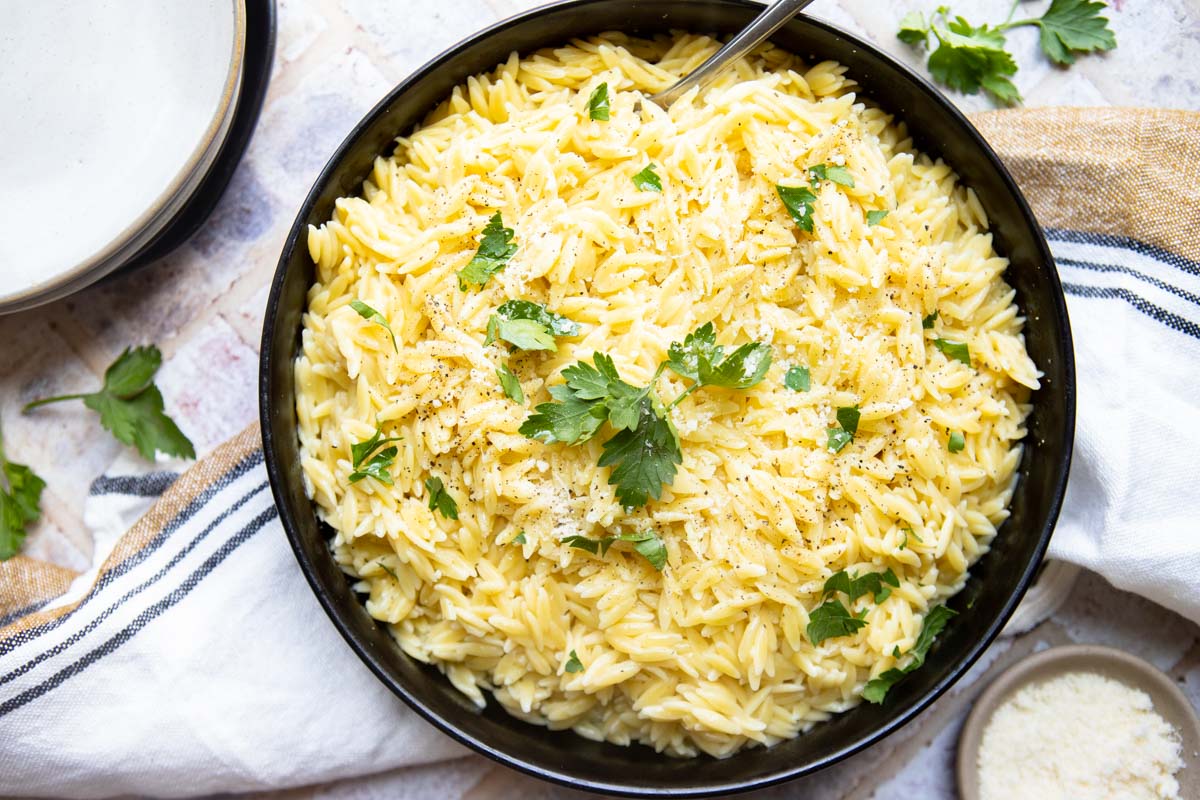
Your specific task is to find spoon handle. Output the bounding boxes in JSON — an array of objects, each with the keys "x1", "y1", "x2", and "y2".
[{"x1": 646, "y1": 0, "x2": 819, "y2": 109}]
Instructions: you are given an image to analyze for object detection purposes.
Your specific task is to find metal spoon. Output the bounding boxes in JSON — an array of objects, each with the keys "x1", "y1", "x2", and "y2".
[{"x1": 641, "y1": 0, "x2": 819, "y2": 110}]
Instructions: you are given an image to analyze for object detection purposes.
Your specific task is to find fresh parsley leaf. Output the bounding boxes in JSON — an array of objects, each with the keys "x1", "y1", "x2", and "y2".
[
  {"x1": 862, "y1": 605, "x2": 957, "y2": 703},
  {"x1": 827, "y1": 427, "x2": 853, "y2": 453},
  {"x1": 587, "y1": 82, "x2": 611, "y2": 120},
  {"x1": 561, "y1": 530, "x2": 668, "y2": 570},
  {"x1": 700, "y1": 343, "x2": 773, "y2": 390},
  {"x1": 349, "y1": 300, "x2": 399, "y2": 352},
  {"x1": 1035, "y1": 0, "x2": 1116, "y2": 66},
  {"x1": 922, "y1": 310, "x2": 939, "y2": 329},
  {"x1": 807, "y1": 599, "x2": 869, "y2": 645},
  {"x1": 784, "y1": 365, "x2": 811, "y2": 392},
  {"x1": 487, "y1": 318, "x2": 557, "y2": 351},
  {"x1": 603, "y1": 379, "x2": 652, "y2": 432},
  {"x1": 598, "y1": 398, "x2": 682, "y2": 508},
  {"x1": 934, "y1": 338, "x2": 971, "y2": 366},
  {"x1": 948, "y1": 430, "x2": 965, "y2": 453},
  {"x1": 520, "y1": 386, "x2": 608, "y2": 445},
  {"x1": 562, "y1": 534, "x2": 601, "y2": 555},
  {"x1": 897, "y1": 10, "x2": 930, "y2": 44},
  {"x1": 776, "y1": 184, "x2": 818, "y2": 233},
  {"x1": 665, "y1": 323, "x2": 771, "y2": 391},
  {"x1": 349, "y1": 447, "x2": 398, "y2": 484},
  {"x1": 497, "y1": 365, "x2": 524, "y2": 402},
  {"x1": 491, "y1": 300, "x2": 580, "y2": 338},
  {"x1": 808, "y1": 163, "x2": 855, "y2": 188},
  {"x1": 822, "y1": 568, "x2": 900, "y2": 604},
  {"x1": 0, "y1": 428, "x2": 45, "y2": 560},
  {"x1": 457, "y1": 212, "x2": 518, "y2": 290},
  {"x1": 632, "y1": 164, "x2": 663, "y2": 192},
  {"x1": 425, "y1": 476, "x2": 459, "y2": 520},
  {"x1": 351, "y1": 424, "x2": 402, "y2": 469},
  {"x1": 512, "y1": 531, "x2": 527, "y2": 545},
  {"x1": 623, "y1": 530, "x2": 668, "y2": 571},
  {"x1": 565, "y1": 649, "x2": 584, "y2": 673},
  {"x1": 866, "y1": 209, "x2": 889, "y2": 226},
  {"x1": 899, "y1": 3, "x2": 1115, "y2": 105},
  {"x1": 837, "y1": 406, "x2": 861, "y2": 437},
  {"x1": 665, "y1": 322, "x2": 722, "y2": 383},
  {"x1": 827, "y1": 406, "x2": 860, "y2": 454},
  {"x1": 561, "y1": 353, "x2": 621, "y2": 401},
  {"x1": 23, "y1": 346, "x2": 195, "y2": 461}
]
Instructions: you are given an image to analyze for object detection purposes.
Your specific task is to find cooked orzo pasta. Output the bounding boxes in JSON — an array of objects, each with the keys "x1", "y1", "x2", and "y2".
[{"x1": 294, "y1": 32, "x2": 1039, "y2": 758}]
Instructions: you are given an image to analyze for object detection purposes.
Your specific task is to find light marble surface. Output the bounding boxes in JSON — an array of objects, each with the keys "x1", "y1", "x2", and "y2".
[{"x1": 2, "y1": 0, "x2": 1199, "y2": 797}]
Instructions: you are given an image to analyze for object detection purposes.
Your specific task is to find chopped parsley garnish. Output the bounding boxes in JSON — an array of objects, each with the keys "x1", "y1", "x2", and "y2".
[
  {"x1": 457, "y1": 212, "x2": 518, "y2": 290},
  {"x1": 587, "y1": 82, "x2": 610, "y2": 120},
  {"x1": 784, "y1": 365, "x2": 811, "y2": 392},
  {"x1": 898, "y1": 1, "x2": 1115, "y2": 105},
  {"x1": 823, "y1": 567, "x2": 901, "y2": 604},
  {"x1": 948, "y1": 430, "x2": 966, "y2": 453},
  {"x1": 866, "y1": 209, "x2": 889, "y2": 226},
  {"x1": 862, "y1": 605, "x2": 958, "y2": 703},
  {"x1": 0, "y1": 425, "x2": 45, "y2": 560},
  {"x1": 808, "y1": 163, "x2": 855, "y2": 188},
  {"x1": 899, "y1": 525, "x2": 924, "y2": 551},
  {"x1": 376, "y1": 560, "x2": 400, "y2": 580},
  {"x1": 521, "y1": 324, "x2": 770, "y2": 507},
  {"x1": 776, "y1": 184, "x2": 818, "y2": 233},
  {"x1": 827, "y1": 405, "x2": 861, "y2": 453},
  {"x1": 934, "y1": 338, "x2": 971, "y2": 366},
  {"x1": 485, "y1": 300, "x2": 580, "y2": 352},
  {"x1": 562, "y1": 530, "x2": 667, "y2": 571},
  {"x1": 424, "y1": 476, "x2": 459, "y2": 520},
  {"x1": 664, "y1": 321, "x2": 773, "y2": 393},
  {"x1": 632, "y1": 163, "x2": 663, "y2": 192},
  {"x1": 497, "y1": 364, "x2": 524, "y2": 402},
  {"x1": 565, "y1": 649, "x2": 584, "y2": 673},
  {"x1": 511, "y1": 531, "x2": 527, "y2": 545},
  {"x1": 807, "y1": 567, "x2": 901, "y2": 645},
  {"x1": 350, "y1": 423, "x2": 403, "y2": 481},
  {"x1": 23, "y1": 345, "x2": 195, "y2": 461},
  {"x1": 806, "y1": 600, "x2": 868, "y2": 645},
  {"x1": 349, "y1": 300, "x2": 398, "y2": 352},
  {"x1": 922, "y1": 310, "x2": 939, "y2": 329}
]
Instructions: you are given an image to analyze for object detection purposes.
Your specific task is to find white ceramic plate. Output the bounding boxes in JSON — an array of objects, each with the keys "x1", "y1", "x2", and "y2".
[{"x1": 0, "y1": 0, "x2": 245, "y2": 313}]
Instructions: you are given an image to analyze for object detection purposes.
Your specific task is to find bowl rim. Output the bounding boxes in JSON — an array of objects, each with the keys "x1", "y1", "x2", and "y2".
[
  {"x1": 259, "y1": 0, "x2": 1076, "y2": 795},
  {"x1": 0, "y1": 0, "x2": 248, "y2": 315}
]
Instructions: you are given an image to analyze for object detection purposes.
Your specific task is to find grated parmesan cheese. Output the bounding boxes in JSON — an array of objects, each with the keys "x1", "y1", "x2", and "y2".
[{"x1": 978, "y1": 671, "x2": 1184, "y2": 800}]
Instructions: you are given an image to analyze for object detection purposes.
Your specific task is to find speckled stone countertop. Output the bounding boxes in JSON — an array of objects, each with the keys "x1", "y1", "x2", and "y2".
[{"x1": 2, "y1": 1, "x2": 1198, "y2": 797}]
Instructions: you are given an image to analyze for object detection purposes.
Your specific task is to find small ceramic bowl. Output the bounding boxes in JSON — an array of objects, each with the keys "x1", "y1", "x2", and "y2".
[{"x1": 958, "y1": 644, "x2": 1200, "y2": 799}]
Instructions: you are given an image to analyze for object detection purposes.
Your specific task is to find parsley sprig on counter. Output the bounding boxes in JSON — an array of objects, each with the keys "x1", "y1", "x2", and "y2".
[
  {"x1": 899, "y1": 0, "x2": 1117, "y2": 105},
  {"x1": 0, "y1": 425, "x2": 46, "y2": 560},
  {"x1": 23, "y1": 346, "x2": 195, "y2": 461},
  {"x1": 458, "y1": 212, "x2": 518, "y2": 290},
  {"x1": 862, "y1": 605, "x2": 957, "y2": 703},
  {"x1": 520, "y1": 323, "x2": 771, "y2": 507}
]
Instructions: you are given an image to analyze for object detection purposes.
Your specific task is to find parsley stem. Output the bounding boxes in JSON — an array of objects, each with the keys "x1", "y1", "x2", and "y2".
[
  {"x1": 667, "y1": 383, "x2": 701, "y2": 411},
  {"x1": 1003, "y1": 0, "x2": 1020, "y2": 25},
  {"x1": 21, "y1": 393, "x2": 88, "y2": 413}
]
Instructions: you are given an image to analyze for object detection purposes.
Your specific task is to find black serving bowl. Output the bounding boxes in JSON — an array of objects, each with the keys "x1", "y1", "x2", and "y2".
[{"x1": 259, "y1": 1, "x2": 1075, "y2": 795}]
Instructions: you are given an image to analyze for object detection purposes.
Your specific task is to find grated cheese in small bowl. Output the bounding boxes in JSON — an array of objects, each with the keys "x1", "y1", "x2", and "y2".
[{"x1": 978, "y1": 671, "x2": 1184, "y2": 800}]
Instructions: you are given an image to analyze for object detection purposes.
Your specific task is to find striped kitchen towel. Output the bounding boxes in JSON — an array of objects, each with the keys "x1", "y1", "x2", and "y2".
[{"x1": 0, "y1": 107, "x2": 1197, "y2": 797}]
